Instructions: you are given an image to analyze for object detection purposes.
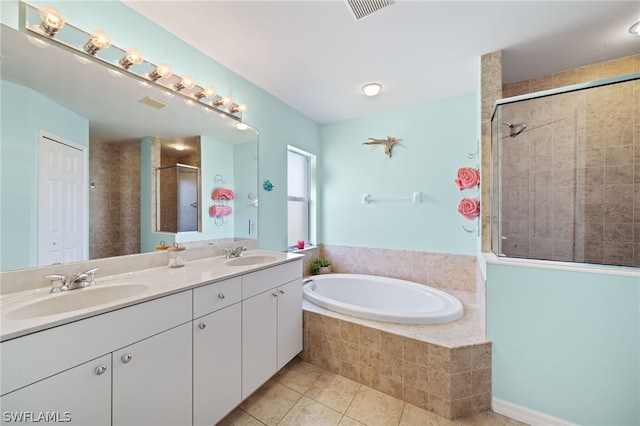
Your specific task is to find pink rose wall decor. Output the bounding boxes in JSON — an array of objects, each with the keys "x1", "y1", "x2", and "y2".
[
  {"x1": 455, "y1": 167, "x2": 480, "y2": 191},
  {"x1": 458, "y1": 198, "x2": 480, "y2": 220}
]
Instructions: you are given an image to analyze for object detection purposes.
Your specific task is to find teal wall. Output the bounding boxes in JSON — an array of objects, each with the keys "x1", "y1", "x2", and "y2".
[
  {"x1": 0, "y1": 80, "x2": 89, "y2": 270},
  {"x1": 487, "y1": 262, "x2": 640, "y2": 425},
  {"x1": 319, "y1": 92, "x2": 478, "y2": 255},
  {"x1": 233, "y1": 141, "x2": 259, "y2": 240}
]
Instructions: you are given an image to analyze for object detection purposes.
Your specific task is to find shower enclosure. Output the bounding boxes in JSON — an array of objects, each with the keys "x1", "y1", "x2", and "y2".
[
  {"x1": 490, "y1": 73, "x2": 639, "y2": 267},
  {"x1": 156, "y1": 164, "x2": 201, "y2": 233}
]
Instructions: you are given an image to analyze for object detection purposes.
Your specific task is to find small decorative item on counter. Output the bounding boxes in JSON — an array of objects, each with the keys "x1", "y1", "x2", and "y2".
[
  {"x1": 263, "y1": 180, "x2": 274, "y2": 192},
  {"x1": 168, "y1": 243, "x2": 187, "y2": 268},
  {"x1": 458, "y1": 197, "x2": 480, "y2": 220},
  {"x1": 297, "y1": 240, "x2": 305, "y2": 250},
  {"x1": 310, "y1": 257, "x2": 332, "y2": 275},
  {"x1": 155, "y1": 240, "x2": 170, "y2": 251},
  {"x1": 455, "y1": 167, "x2": 480, "y2": 190}
]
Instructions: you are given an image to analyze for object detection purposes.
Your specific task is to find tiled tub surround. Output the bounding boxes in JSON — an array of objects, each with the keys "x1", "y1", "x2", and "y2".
[
  {"x1": 301, "y1": 244, "x2": 489, "y2": 419},
  {"x1": 318, "y1": 244, "x2": 477, "y2": 293}
]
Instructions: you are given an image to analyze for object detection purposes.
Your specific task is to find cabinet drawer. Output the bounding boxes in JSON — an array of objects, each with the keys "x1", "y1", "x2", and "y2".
[
  {"x1": 193, "y1": 277, "x2": 241, "y2": 318},
  {"x1": 1, "y1": 290, "x2": 191, "y2": 396},
  {"x1": 242, "y1": 260, "x2": 302, "y2": 299}
]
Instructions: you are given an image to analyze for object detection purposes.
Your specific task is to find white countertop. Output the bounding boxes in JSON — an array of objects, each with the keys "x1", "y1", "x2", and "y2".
[{"x1": 0, "y1": 250, "x2": 302, "y2": 342}]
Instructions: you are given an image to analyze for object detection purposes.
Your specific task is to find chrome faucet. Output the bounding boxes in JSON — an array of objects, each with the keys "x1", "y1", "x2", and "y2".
[
  {"x1": 225, "y1": 246, "x2": 247, "y2": 259},
  {"x1": 68, "y1": 268, "x2": 99, "y2": 290},
  {"x1": 45, "y1": 268, "x2": 100, "y2": 293}
]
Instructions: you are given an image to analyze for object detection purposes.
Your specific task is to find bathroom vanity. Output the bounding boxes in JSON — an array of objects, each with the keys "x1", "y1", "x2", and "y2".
[{"x1": 0, "y1": 251, "x2": 302, "y2": 426}]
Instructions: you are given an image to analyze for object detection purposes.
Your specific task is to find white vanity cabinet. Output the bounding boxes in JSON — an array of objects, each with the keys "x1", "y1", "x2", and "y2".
[
  {"x1": 112, "y1": 322, "x2": 192, "y2": 426},
  {"x1": 241, "y1": 260, "x2": 302, "y2": 398},
  {"x1": 192, "y1": 277, "x2": 242, "y2": 426},
  {"x1": 0, "y1": 354, "x2": 112, "y2": 426},
  {"x1": 0, "y1": 291, "x2": 192, "y2": 426}
]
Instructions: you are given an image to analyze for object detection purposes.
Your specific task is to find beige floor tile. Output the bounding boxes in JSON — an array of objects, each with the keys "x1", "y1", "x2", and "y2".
[
  {"x1": 239, "y1": 380, "x2": 302, "y2": 426},
  {"x1": 275, "y1": 358, "x2": 325, "y2": 394},
  {"x1": 457, "y1": 411, "x2": 530, "y2": 426},
  {"x1": 338, "y1": 416, "x2": 366, "y2": 426},
  {"x1": 345, "y1": 385, "x2": 405, "y2": 426},
  {"x1": 305, "y1": 371, "x2": 361, "y2": 413},
  {"x1": 399, "y1": 403, "x2": 457, "y2": 426},
  {"x1": 278, "y1": 395, "x2": 343, "y2": 426},
  {"x1": 217, "y1": 408, "x2": 265, "y2": 426}
]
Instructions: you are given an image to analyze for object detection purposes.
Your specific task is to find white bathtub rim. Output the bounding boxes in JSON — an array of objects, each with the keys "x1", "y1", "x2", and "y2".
[{"x1": 303, "y1": 273, "x2": 464, "y2": 325}]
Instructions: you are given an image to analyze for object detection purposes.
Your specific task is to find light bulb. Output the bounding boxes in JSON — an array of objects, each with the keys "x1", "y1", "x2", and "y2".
[
  {"x1": 235, "y1": 122, "x2": 249, "y2": 130},
  {"x1": 148, "y1": 63, "x2": 172, "y2": 81},
  {"x1": 39, "y1": 6, "x2": 65, "y2": 36},
  {"x1": 174, "y1": 75, "x2": 196, "y2": 91},
  {"x1": 213, "y1": 96, "x2": 232, "y2": 107},
  {"x1": 119, "y1": 48, "x2": 144, "y2": 69},
  {"x1": 229, "y1": 103, "x2": 248, "y2": 114},
  {"x1": 195, "y1": 86, "x2": 216, "y2": 100},
  {"x1": 84, "y1": 29, "x2": 111, "y2": 55}
]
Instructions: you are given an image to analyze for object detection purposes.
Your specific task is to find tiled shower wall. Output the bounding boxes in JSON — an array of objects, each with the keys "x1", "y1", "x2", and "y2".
[
  {"x1": 89, "y1": 140, "x2": 141, "y2": 259},
  {"x1": 497, "y1": 55, "x2": 639, "y2": 267}
]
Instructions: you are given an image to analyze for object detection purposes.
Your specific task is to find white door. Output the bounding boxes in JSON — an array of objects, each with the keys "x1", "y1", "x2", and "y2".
[
  {"x1": 277, "y1": 279, "x2": 303, "y2": 370},
  {"x1": 38, "y1": 133, "x2": 85, "y2": 266}
]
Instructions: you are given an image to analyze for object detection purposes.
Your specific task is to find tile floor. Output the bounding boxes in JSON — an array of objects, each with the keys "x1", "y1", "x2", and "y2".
[{"x1": 218, "y1": 358, "x2": 528, "y2": 426}]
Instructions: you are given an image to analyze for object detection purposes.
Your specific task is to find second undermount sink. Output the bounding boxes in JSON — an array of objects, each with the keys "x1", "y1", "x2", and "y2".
[
  {"x1": 224, "y1": 255, "x2": 278, "y2": 267},
  {"x1": 5, "y1": 284, "x2": 150, "y2": 320}
]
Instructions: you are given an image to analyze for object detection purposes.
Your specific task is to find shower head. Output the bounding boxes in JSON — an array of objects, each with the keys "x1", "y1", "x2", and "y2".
[{"x1": 502, "y1": 122, "x2": 527, "y2": 137}]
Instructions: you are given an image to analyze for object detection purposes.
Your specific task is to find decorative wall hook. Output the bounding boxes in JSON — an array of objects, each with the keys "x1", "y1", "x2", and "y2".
[{"x1": 362, "y1": 136, "x2": 403, "y2": 158}]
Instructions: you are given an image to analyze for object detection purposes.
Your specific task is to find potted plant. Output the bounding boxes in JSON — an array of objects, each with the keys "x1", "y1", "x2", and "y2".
[{"x1": 310, "y1": 257, "x2": 332, "y2": 275}]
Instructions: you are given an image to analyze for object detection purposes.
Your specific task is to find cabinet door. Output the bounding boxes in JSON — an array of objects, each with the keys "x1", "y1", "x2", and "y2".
[
  {"x1": 0, "y1": 354, "x2": 110, "y2": 426},
  {"x1": 112, "y1": 323, "x2": 192, "y2": 426},
  {"x1": 242, "y1": 289, "x2": 278, "y2": 398},
  {"x1": 277, "y1": 279, "x2": 303, "y2": 370},
  {"x1": 193, "y1": 303, "x2": 241, "y2": 426}
]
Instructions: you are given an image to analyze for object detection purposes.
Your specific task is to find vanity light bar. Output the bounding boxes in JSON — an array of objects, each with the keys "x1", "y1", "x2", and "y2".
[{"x1": 23, "y1": 2, "x2": 248, "y2": 120}]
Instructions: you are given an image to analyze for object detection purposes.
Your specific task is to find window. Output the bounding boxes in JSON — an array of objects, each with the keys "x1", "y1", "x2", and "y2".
[{"x1": 287, "y1": 146, "x2": 316, "y2": 248}]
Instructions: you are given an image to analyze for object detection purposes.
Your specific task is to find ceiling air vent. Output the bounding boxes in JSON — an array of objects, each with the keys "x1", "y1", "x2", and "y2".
[
  {"x1": 138, "y1": 96, "x2": 167, "y2": 110},
  {"x1": 345, "y1": 0, "x2": 394, "y2": 21}
]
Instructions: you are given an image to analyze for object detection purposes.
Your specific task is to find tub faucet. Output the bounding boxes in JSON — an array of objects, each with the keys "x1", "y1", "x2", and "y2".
[
  {"x1": 67, "y1": 268, "x2": 99, "y2": 290},
  {"x1": 225, "y1": 246, "x2": 247, "y2": 259}
]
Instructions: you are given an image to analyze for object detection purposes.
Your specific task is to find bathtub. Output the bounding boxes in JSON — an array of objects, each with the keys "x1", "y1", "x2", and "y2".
[{"x1": 302, "y1": 274, "x2": 464, "y2": 324}]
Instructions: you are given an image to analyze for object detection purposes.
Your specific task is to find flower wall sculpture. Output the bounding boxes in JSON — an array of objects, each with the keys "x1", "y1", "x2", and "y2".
[
  {"x1": 458, "y1": 197, "x2": 480, "y2": 220},
  {"x1": 455, "y1": 167, "x2": 480, "y2": 191}
]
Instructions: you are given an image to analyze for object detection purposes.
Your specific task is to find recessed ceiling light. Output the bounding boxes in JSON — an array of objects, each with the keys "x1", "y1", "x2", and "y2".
[
  {"x1": 630, "y1": 20, "x2": 640, "y2": 35},
  {"x1": 361, "y1": 82, "x2": 382, "y2": 97},
  {"x1": 174, "y1": 144, "x2": 185, "y2": 151}
]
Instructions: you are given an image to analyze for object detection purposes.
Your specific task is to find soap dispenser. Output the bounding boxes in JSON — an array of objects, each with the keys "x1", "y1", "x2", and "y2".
[{"x1": 168, "y1": 243, "x2": 186, "y2": 268}]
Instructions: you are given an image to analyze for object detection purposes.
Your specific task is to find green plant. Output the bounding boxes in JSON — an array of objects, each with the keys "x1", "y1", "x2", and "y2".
[{"x1": 310, "y1": 257, "x2": 331, "y2": 275}]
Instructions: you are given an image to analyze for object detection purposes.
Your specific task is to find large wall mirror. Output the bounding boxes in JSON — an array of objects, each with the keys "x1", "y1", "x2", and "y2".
[{"x1": 0, "y1": 24, "x2": 258, "y2": 272}]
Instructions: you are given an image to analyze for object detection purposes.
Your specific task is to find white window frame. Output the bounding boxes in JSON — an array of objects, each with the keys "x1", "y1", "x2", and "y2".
[{"x1": 287, "y1": 145, "x2": 316, "y2": 250}]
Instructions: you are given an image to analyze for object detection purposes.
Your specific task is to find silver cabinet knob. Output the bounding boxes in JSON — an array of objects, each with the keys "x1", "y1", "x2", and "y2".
[
  {"x1": 279, "y1": 290, "x2": 285, "y2": 295},
  {"x1": 121, "y1": 354, "x2": 132, "y2": 364},
  {"x1": 199, "y1": 322, "x2": 206, "y2": 329},
  {"x1": 218, "y1": 293, "x2": 225, "y2": 300},
  {"x1": 94, "y1": 365, "x2": 107, "y2": 375},
  {"x1": 272, "y1": 292, "x2": 278, "y2": 297}
]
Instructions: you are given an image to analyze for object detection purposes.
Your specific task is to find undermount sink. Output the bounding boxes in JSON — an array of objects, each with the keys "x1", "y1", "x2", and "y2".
[
  {"x1": 6, "y1": 284, "x2": 150, "y2": 320},
  {"x1": 225, "y1": 255, "x2": 278, "y2": 267}
]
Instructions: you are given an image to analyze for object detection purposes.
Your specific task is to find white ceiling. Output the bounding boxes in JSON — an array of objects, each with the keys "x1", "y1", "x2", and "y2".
[{"x1": 124, "y1": 0, "x2": 640, "y2": 124}]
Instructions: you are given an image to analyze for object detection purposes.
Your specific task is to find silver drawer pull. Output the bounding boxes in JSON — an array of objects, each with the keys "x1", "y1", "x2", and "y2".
[
  {"x1": 199, "y1": 322, "x2": 207, "y2": 329},
  {"x1": 218, "y1": 293, "x2": 225, "y2": 300},
  {"x1": 121, "y1": 354, "x2": 133, "y2": 364},
  {"x1": 279, "y1": 290, "x2": 285, "y2": 295},
  {"x1": 94, "y1": 365, "x2": 107, "y2": 375},
  {"x1": 272, "y1": 292, "x2": 278, "y2": 297}
]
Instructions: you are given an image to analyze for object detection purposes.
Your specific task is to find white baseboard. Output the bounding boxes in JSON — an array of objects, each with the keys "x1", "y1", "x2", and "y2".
[{"x1": 492, "y1": 398, "x2": 576, "y2": 426}]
